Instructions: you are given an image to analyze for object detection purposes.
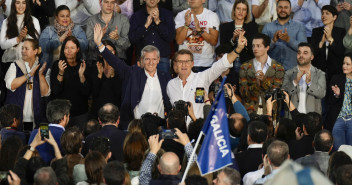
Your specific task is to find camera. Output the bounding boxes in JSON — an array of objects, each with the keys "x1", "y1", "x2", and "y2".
[
  {"x1": 173, "y1": 100, "x2": 191, "y2": 115},
  {"x1": 264, "y1": 88, "x2": 286, "y2": 101}
]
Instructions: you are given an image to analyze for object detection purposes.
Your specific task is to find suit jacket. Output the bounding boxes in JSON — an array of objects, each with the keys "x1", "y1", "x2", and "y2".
[
  {"x1": 324, "y1": 74, "x2": 348, "y2": 131},
  {"x1": 100, "y1": 47, "x2": 172, "y2": 130},
  {"x1": 295, "y1": 151, "x2": 330, "y2": 175},
  {"x1": 310, "y1": 26, "x2": 345, "y2": 82},
  {"x1": 235, "y1": 147, "x2": 263, "y2": 177},
  {"x1": 81, "y1": 125, "x2": 127, "y2": 162},
  {"x1": 288, "y1": 135, "x2": 314, "y2": 160},
  {"x1": 282, "y1": 65, "x2": 326, "y2": 115}
]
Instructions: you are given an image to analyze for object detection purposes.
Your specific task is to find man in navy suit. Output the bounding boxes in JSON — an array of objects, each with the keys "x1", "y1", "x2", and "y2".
[
  {"x1": 94, "y1": 24, "x2": 172, "y2": 130},
  {"x1": 82, "y1": 103, "x2": 126, "y2": 161}
]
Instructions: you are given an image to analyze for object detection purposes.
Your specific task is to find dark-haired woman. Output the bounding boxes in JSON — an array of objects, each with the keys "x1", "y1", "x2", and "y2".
[
  {"x1": 39, "y1": 5, "x2": 88, "y2": 68},
  {"x1": 50, "y1": 36, "x2": 91, "y2": 130},
  {"x1": 0, "y1": 0, "x2": 40, "y2": 73},
  {"x1": 91, "y1": 40, "x2": 123, "y2": 118},
  {"x1": 4, "y1": 39, "x2": 49, "y2": 131}
]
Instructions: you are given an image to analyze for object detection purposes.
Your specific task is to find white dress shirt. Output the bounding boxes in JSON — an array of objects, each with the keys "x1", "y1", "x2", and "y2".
[
  {"x1": 243, "y1": 167, "x2": 265, "y2": 185},
  {"x1": 4, "y1": 60, "x2": 51, "y2": 122},
  {"x1": 167, "y1": 54, "x2": 233, "y2": 126},
  {"x1": 134, "y1": 70, "x2": 165, "y2": 119},
  {"x1": 253, "y1": 56, "x2": 272, "y2": 74}
]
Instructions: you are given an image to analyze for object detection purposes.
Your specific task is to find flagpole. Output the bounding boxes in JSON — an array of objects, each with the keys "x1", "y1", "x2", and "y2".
[{"x1": 180, "y1": 131, "x2": 204, "y2": 183}]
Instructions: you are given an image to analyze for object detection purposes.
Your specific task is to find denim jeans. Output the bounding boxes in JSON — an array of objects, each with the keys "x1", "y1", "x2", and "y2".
[
  {"x1": 157, "y1": 57, "x2": 170, "y2": 73},
  {"x1": 332, "y1": 115, "x2": 352, "y2": 151}
]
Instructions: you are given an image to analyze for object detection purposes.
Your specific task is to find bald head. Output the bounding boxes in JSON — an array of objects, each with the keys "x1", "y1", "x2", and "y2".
[
  {"x1": 98, "y1": 103, "x2": 120, "y2": 125},
  {"x1": 158, "y1": 152, "x2": 181, "y2": 175}
]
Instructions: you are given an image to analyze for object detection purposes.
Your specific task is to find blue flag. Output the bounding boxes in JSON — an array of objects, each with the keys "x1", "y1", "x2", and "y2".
[{"x1": 196, "y1": 77, "x2": 232, "y2": 175}]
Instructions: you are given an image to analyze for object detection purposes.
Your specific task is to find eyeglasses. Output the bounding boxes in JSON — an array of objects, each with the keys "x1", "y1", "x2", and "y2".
[{"x1": 176, "y1": 60, "x2": 192, "y2": 66}]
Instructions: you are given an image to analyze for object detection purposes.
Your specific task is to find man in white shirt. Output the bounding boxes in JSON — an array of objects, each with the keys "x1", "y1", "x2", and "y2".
[
  {"x1": 167, "y1": 31, "x2": 247, "y2": 125},
  {"x1": 282, "y1": 42, "x2": 326, "y2": 114},
  {"x1": 175, "y1": 0, "x2": 220, "y2": 72}
]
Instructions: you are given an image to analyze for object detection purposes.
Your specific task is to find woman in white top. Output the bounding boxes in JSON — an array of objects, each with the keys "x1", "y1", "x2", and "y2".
[{"x1": 0, "y1": 0, "x2": 41, "y2": 73}]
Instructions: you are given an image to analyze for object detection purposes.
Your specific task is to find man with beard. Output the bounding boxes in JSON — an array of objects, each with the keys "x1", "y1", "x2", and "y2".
[
  {"x1": 262, "y1": 0, "x2": 307, "y2": 70},
  {"x1": 282, "y1": 43, "x2": 326, "y2": 115}
]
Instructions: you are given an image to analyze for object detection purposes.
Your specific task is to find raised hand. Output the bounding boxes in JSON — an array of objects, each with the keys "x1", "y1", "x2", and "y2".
[
  {"x1": 94, "y1": 23, "x2": 104, "y2": 47},
  {"x1": 193, "y1": 14, "x2": 201, "y2": 31},
  {"x1": 324, "y1": 26, "x2": 333, "y2": 41},
  {"x1": 38, "y1": 62, "x2": 47, "y2": 76},
  {"x1": 148, "y1": 134, "x2": 163, "y2": 155},
  {"x1": 30, "y1": 64, "x2": 40, "y2": 77},
  {"x1": 319, "y1": 33, "x2": 326, "y2": 48},
  {"x1": 331, "y1": 85, "x2": 340, "y2": 97},
  {"x1": 7, "y1": 170, "x2": 20, "y2": 185},
  {"x1": 173, "y1": 128, "x2": 190, "y2": 146},
  {"x1": 255, "y1": 70, "x2": 265, "y2": 81},
  {"x1": 237, "y1": 31, "x2": 247, "y2": 51},
  {"x1": 151, "y1": 8, "x2": 160, "y2": 24},
  {"x1": 96, "y1": 61, "x2": 104, "y2": 79},
  {"x1": 295, "y1": 70, "x2": 305, "y2": 84},
  {"x1": 109, "y1": 26, "x2": 119, "y2": 40},
  {"x1": 232, "y1": 29, "x2": 242, "y2": 41},
  {"x1": 145, "y1": 15, "x2": 153, "y2": 28},
  {"x1": 272, "y1": 30, "x2": 280, "y2": 43},
  {"x1": 305, "y1": 70, "x2": 311, "y2": 84},
  {"x1": 58, "y1": 60, "x2": 67, "y2": 74},
  {"x1": 278, "y1": 28, "x2": 290, "y2": 43},
  {"x1": 342, "y1": 2, "x2": 351, "y2": 10},
  {"x1": 184, "y1": 10, "x2": 191, "y2": 26},
  {"x1": 78, "y1": 60, "x2": 86, "y2": 78}
]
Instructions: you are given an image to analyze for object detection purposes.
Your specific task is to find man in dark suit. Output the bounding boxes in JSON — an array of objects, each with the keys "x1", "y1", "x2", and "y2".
[
  {"x1": 235, "y1": 120, "x2": 267, "y2": 177},
  {"x1": 82, "y1": 103, "x2": 126, "y2": 161},
  {"x1": 94, "y1": 23, "x2": 172, "y2": 130}
]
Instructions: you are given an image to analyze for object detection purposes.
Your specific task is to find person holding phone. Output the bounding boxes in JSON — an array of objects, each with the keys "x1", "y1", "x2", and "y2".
[{"x1": 167, "y1": 31, "x2": 247, "y2": 126}]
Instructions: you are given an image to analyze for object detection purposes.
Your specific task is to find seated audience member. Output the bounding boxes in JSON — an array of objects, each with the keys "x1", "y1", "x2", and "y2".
[
  {"x1": 83, "y1": 119, "x2": 101, "y2": 138},
  {"x1": 219, "y1": 0, "x2": 257, "y2": 66},
  {"x1": 104, "y1": 161, "x2": 127, "y2": 185},
  {"x1": 282, "y1": 43, "x2": 326, "y2": 115},
  {"x1": 95, "y1": 25, "x2": 172, "y2": 130},
  {"x1": 77, "y1": 151, "x2": 107, "y2": 185},
  {"x1": 34, "y1": 167, "x2": 59, "y2": 185},
  {"x1": 235, "y1": 120, "x2": 267, "y2": 177},
  {"x1": 213, "y1": 167, "x2": 241, "y2": 185},
  {"x1": 139, "y1": 129, "x2": 195, "y2": 185},
  {"x1": 243, "y1": 138, "x2": 276, "y2": 185},
  {"x1": 73, "y1": 136, "x2": 112, "y2": 184},
  {"x1": 336, "y1": 164, "x2": 352, "y2": 185},
  {"x1": 61, "y1": 127, "x2": 85, "y2": 185},
  {"x1": 0, "y1": 0, "x2": 41, "y2": 73},
  {"x1": 28, "y1": 99, "x2": 71, "y2": 165},
  {"x1": 123, "y1": 132, "x2": 148, "y2": 180},
  {"x1": 262, "y1": 0, "x2": 307, "y2": 70},
  {"x1": 15, "y1": 130, "x2": 69, "y2": 185},
  {"x1": 50, "y1": 36, "x2": 91, "y2": 130},
  {"x1": 239, "y1": 33, "x2": 285, "y2": 114},
  {"x1": 295, "y1": 129, "x2": 333, "y2": 175},
  {"x1": 288, "y1": 113, "x2": 322, "y2": 160},
  {"x1": 168, "y1": 33, "x2": 247, "y2": 125},
  {"x1": 4, "y1": 39, "x2": 49, "y2": 131},
  {"x1": 310, "y1": 5, "x2": 345, "y2": 84},
  {"x1": 0, "y1": 104, "x2": 25, "y2": 144},
  {"x1": 91, "y1": 40, "x2": 123, "y2": 118},
  {"x1": 327, "y1": 151, "x2": 352, "y2": 183},
  {"x1": 174, "y1": 0, "x2": 220, "y2": 72},
  {"x1": 39, "y1": 5, "x2": 88, "y2": 68},
  {"x1": 0, "y1": 136, "x2": 23, "y2": 171},
  {"x1": 82, "y1": 103, "x2": 126, "y2": 162},
  {"x1": 254, "y1": 140, "x2": 290, "y2": 184},
  {"x1": 86, "y1": 0, "x2": 130, "y2": 62},
  {"x1": 324, "y1": 54, "x2": 352, "y2": 148},
  {"x1": 343, "y1": 17, "x2": 352, "y2": 51},
  {"x1": 185, "y1": 175, "x2": 208, "y2": 185},
  {"x1": 129, "y1": 0, "x2": 175, "y2": 72}
]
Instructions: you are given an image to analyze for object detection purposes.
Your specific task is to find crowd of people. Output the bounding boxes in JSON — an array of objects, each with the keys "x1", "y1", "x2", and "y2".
[{"x1": 0, "y1": 0, "x2": 352, "y2": 184}]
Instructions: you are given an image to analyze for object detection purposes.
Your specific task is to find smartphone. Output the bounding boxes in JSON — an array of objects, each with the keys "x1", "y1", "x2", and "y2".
[
  {"x1": 195, "y1": 87, "x2": 205, "y2": 103},
  {"x1": 40, "y1": 123, "x2": 49, "y2": 140},
  {"x1": 159, "y1": 129, "x2": 178, "y2": 140}
]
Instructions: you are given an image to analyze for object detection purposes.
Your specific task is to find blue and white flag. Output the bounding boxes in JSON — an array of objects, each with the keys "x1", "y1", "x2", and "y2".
[{"x1": 196, "y1": 77, "x2": 232, "y2": 175}]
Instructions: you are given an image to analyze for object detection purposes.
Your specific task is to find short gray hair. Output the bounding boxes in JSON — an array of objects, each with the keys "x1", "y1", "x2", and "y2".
[
  {"x1": 219, "y1": 167, "x2": 241, "y2": 185},
  {"x1": 34, "y1": 167, "x2": 58, "y2": 185},
  {"x1": 46, "y1": 99, "x2": 71, "y2": 124},
  {"x1": 141, "y1": 45, "x2": 160, "y2": 60}
]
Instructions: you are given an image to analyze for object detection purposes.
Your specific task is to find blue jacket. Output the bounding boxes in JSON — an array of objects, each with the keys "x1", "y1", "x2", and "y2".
[
  {"x1": 39, "y1": 25, "x2": 88, "y2": 67},
  {"x1": 100, "y1": 48, "x2": 172, "y2": 130},
  {"x1": 28, "y1": 124, "x2": 65, "y2": 165}
]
